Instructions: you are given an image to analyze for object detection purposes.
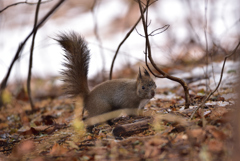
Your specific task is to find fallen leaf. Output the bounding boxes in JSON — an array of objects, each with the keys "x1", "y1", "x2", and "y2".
[
  {"x1": 66, "y1": 141, "x2": 79, "y2": 150},
  {"x1": 12, "y1": 140, "x2": 35, "y2": 158},
  {"x1": 49, "y1": 143, "x2": 68, "y2": 156},
  {"x1": 18, "y1": 125, "x2": 55, "y2": 135},
  {"x1": 144, "y1": 138, "x2": 168, "y2": 158},
  {"x1": 207, "y1": 139, "x2": 223, "y2": 153},
  {"x1": 210, "y1": 106, "x2": 229, "y2": 119},
  {"x1": 186, "y1": 128, "x2": 206, "y2": 145},
  {"x1": 2, "y1": 89, "x2": 12, "y2": 104},
  {"x1": 15, "y1": 87, "x2": 29, "y2": 102},
  {"x1": 205, "y1": 125, "x2": 227, "y2": 140}
]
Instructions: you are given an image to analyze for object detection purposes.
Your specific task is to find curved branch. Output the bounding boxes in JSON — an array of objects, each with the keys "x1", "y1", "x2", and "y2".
[
  {"x1": 0, "y1": 0, "x2": 65, "y2": 107},
  {"x1": 190, "y1": 40, "x2": 240, "y2": 119},
  {"x1": 27, "y1": 0, "x2": 42, "y2": 110},
  {"x1": 204, "y1": 0, "x2": 210, "y2": 92},
  {"x1": 135, "y1": 28, "x2": 145, "y2": 37},
  {"x1": 109, "y1": 0, "x2": 159, "y2": 80},
  {"x1": 0, "y1": 0, "x2": 53, "y2": 13},
  {"x1": 109, "y1": 7, "x2": 147, "y2": 80},
  {"x1": 137, "y1": 0, "x2": 191, "y2": 108},
  {"x1": 149, "y1": 25, "x2": 170, "y2": 36}
]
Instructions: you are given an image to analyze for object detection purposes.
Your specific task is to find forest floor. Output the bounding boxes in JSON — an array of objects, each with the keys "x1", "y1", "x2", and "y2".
[{"x1": 0, "y1": 60, "x2": 239, "y2": 161}]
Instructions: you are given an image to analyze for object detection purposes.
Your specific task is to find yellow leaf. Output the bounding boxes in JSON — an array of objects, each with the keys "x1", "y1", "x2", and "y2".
[
  {"x1": 72, "y1": 118, "x2": 85, "y2": 131},
  {"x1": 66, "y1": 141, "x2": 79, "y2": 149},
  {"x1": 2, "y1": 90, "x2": 12, "y2": 104}
]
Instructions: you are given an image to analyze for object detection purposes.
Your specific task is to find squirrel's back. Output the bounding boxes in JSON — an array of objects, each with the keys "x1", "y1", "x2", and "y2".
[
  {"x1": 57, "y1": 32, "x2": 90, "y2": 99},
  {"x1": 85, "y1": 79, "x2": 141, "y2": 117}
]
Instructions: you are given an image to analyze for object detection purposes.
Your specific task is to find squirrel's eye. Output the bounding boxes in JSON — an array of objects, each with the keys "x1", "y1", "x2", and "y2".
[{"x1": 142, "y1": 86, "x2": 145, "y2": 89}]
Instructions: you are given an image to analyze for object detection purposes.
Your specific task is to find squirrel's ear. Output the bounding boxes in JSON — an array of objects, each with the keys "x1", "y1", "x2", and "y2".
[
  {"x1": 143, "y1": 67, "x2": 150, "y2": 77},
  {"x1": 138, "y1": 67, "x2": 142, "y2": 79}
]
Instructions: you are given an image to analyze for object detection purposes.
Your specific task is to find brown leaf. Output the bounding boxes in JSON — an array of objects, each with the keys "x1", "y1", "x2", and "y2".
[
  {"x1": 207, "y1": 139, "x2": 223, "y2": 153},
  {"x1": 12, "y1": 140, "x2": 35, "y2": 158},
  {"x1": 66, "y1": 141, "x2": 79, "y2": 150},
  {"x1": 205, "y1": 125, "x2": 227, "y2": 140},
  {"x1": 30, "y1": 157, "x2": 45, "y2": 161},
  {"x1": 20, "y1": 112, "x2": 30, "y2": 125},
  {"x1": 34, "y1": 125, "x2": 55, "y2": 134},
  {"x1": 210, "y1": 106, "x2": 229, "y2": 119},
  {"x1": 18, "y1": 126, "x2": 37, "y2": 135},
  {"x1": 144, "y1": 138, "x2": 168, "y2": 158},
  {"x1": 0, "y1": 123, "x2": 8, "y2": 129},
  {"x1": 49, "y1": 143, "x2": 68, "y2": 156},
  {"x1": 18, "y1": 125, "x2": 54, "y2": 135},
  {"x1": 186, "y1": 128, "x2": 206, "y2": 145},
  {"x1": 15, "y1": 87, "x2": 29, "y2": 102}
]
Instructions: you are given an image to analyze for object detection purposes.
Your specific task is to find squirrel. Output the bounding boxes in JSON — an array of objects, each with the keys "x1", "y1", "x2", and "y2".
[{"x1": 56, "y1": 32, "x2": 157, "y2": 128}]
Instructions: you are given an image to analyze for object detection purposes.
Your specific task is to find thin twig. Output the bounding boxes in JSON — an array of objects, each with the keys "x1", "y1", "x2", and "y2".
[
  {"x1": 0, "y1": 0, "x2": 65, "y2": 107},
  {"x1": 204, "y1": 0, "x2": 209, "y2": 92},
  {"x1": 138, "y1": 0, "x2": 191, "y2": 109},
  {"x1": 142, "y1": 0, "x2": 164, "y2": 78},
  {"x1": 148, "y1": 25, "x2": 170, "y2": 36},
  {"x1": 0, "y1": 0, "x2": 53, "y2": 13},
  {"x1": 184, "y1": 0, "x2": 201, "y2": 44},
  {"x1": 135, "y1": 28, "x2": 145, "y2": 37},
  {"x1": 190, "y1": 41, "x2": 240, "y2": 119},
  {"x1": 109, "y1": 6, "x2": 147, "y2": 80},
  {"x1": 143, "y1": 0, "x2": 164, "y2": 78},
  {"x1": 187, "y1": 20, "x2": 201, "y2": 43},
  {"x1": 147, "y1": 20, "x2": 152, "y2": 27},
  {"x1": 210, "y1": 43, "x2": 218, "y2": 93},
  {"x1": 135, "y1": 25, "x2": 170, "y2": 37},
  {"x1": 109, "y1": 0, "x2": 158, "y2": 80},
  {"x1": 134, "y1": 0, "x2": 146, "y2": 7},
  {"x1": 144, "y1": 0, "x2": 151, "y2": 76},
  {"x1": 27, "y1": 0, "x2": 42, "y2": 110}
]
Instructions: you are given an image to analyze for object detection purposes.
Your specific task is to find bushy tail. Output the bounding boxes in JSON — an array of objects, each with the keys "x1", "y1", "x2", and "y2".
[{"x1": 56, "y1": 32, "x2": 90, "y2": 99}]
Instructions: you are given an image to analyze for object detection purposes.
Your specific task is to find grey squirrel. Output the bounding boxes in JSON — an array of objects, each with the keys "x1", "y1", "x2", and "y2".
[{"x1": 57, "y1": 32, "x2": 156, "y2": 126}]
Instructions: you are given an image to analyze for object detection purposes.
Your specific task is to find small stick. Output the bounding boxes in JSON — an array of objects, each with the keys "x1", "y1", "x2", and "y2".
[
  {"x1": 190, "y1": 41, "x2": 240, "y2": 119},
  {"x1": 0, "y1": 0, "x2": 53, "y2": 13},
  {"x1": 27, "y1": 0, "x2": 42, "y2": 110},
  {"x1": 112, "y1": 118, "x2": 153, "y2": 137},
  {"x1": 137, "y1": 0, "x2": 191, "y2": 109},
  {"x1": 109, "y1": 6, "x2": 147, "y2": 80},
  {"x1": 0, "y1": 0, "x2": 65, "y2": 107}
]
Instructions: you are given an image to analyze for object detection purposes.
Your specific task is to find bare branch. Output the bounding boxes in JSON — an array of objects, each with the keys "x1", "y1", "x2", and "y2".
[
  {"x1": 136, "y1": 24, "x2": 170, "y2": 39},
  {"x1": 143, "y1": 51, "x2": 164, "y2": 78},
  {"x1": 190, "y1": 40, "x2": 240, "y2": 119},
  {"x1": 134, "y1": 0, "x2": 146, "y2": 7},
  {"x1": 149, "y1": 0, "x2": 158, "y2": 6},
  {"x1": 136, "y1": 24, "x2": 170, "y2": 38},
  {"x1": 135, "y1": 28, "x2": 145, "y2": 37},
  {"x1": 0, "y1": 0, "x2": 53, "y2": 13},
  {"x1": 109, "y1": 6, "x2": 147, "y2": 80},
  {"x1": 137, "y1": 0, "x2": 191, "y2": 109},
  {"x1": 147, "y1": 19, "x2": 152, "y2": 27},
  {"x1": 109, "y1": 0, "x2": 159, "y2": 80},
  {"x1": 0, "y1": 0, "x2": 65, "y2": 107},
  {"x1": 27, "y1": 0, "x2": 42, "y2": 110},
  {"x1": 148, "y1": 25, "x2": 170, "y2": 36},
  {"x1": 204, "y1": 0, "x2": 210, "y2": 92}
]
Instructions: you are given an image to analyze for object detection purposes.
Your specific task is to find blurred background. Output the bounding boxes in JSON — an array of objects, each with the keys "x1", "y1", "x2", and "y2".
[{"x1": 0, "y1": 0, "x2": 239, "y2": 83}]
